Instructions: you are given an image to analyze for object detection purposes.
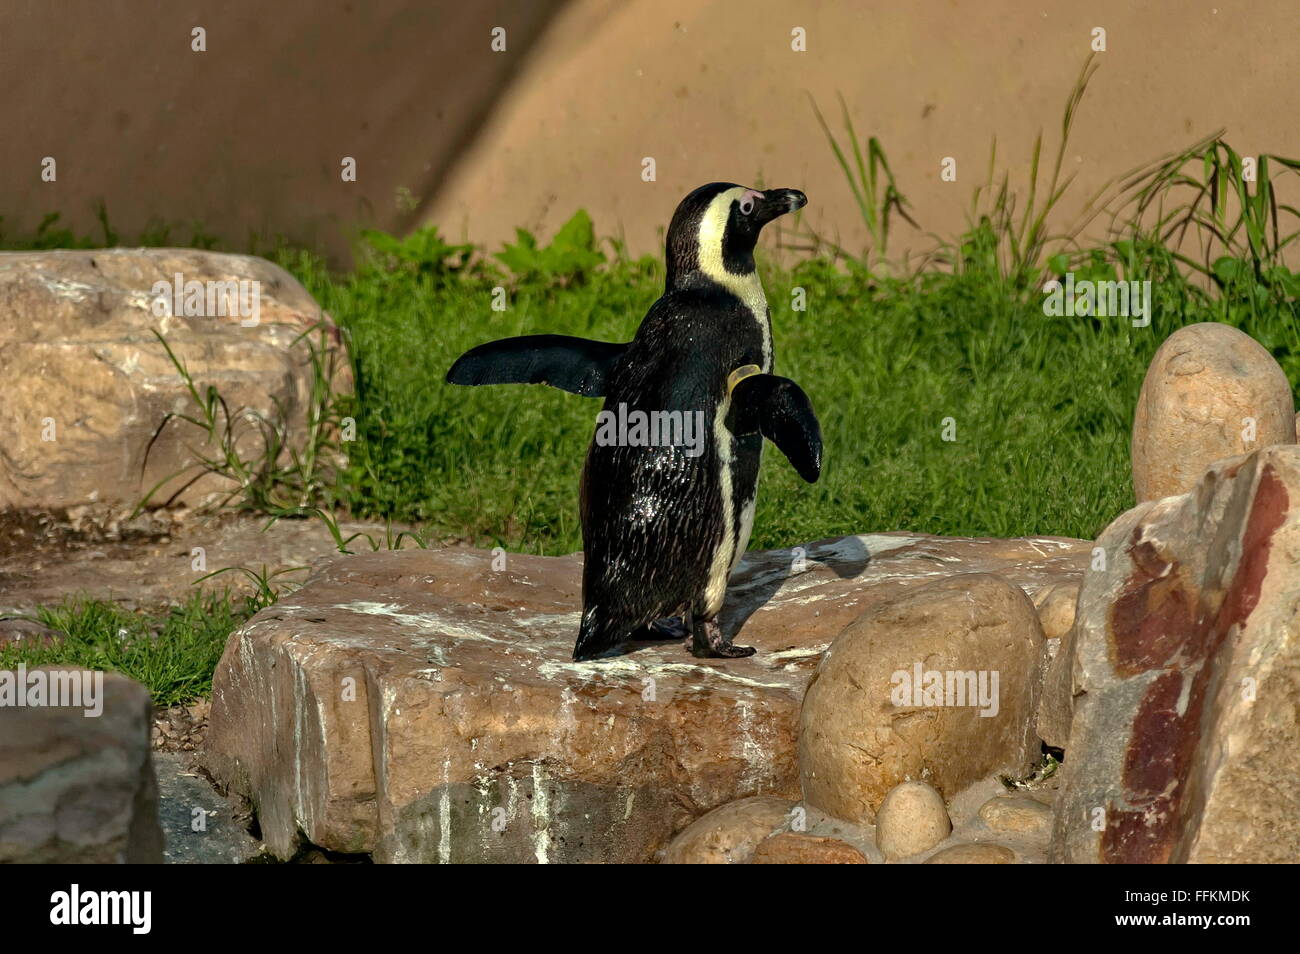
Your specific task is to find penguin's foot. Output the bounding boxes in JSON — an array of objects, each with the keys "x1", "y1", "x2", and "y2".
[{"x1": 688, "y1": 619, "x2": 755, "y2": 658}]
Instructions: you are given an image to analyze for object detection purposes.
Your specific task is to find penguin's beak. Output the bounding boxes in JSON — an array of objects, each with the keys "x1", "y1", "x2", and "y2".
[{"x1": 757, "y1": 188, "x2": 808, "y2": 225}]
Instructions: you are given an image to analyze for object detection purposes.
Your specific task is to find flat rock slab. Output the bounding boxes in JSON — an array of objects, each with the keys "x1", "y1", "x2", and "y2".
[{"x1": 204, "y1": 532, "x2": 1088, "y2": 863}]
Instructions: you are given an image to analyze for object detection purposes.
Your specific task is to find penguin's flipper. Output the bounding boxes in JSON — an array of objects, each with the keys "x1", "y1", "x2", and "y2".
[
  {"x1": 730, "y1": 373, "x2": 823, "y2": 483},
  {"x1": 446, "y1": 334, "x2": 627, "y2": 397}
]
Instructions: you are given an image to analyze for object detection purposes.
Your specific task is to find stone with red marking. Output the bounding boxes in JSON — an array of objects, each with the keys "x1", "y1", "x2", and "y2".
[{"x1": 1053, "y1": 447, "x2": 1300, "y2": 863}]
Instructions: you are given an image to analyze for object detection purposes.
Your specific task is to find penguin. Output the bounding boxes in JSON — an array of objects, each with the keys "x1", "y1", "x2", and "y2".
[{"x1": 447, "y1": 183, "x2": 822, "y2": 660}]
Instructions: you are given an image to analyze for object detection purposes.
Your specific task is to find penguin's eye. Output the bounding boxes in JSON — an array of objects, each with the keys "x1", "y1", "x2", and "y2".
[{"x1": 739, "y1": 197, "x2": 755, "y2": 215}]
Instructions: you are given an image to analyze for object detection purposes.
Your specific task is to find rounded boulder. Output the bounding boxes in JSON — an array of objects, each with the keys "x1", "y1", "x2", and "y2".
[
  {"x1": 1132, "y1": 322, "x2": 1294, "y2": 502},
  {"x1": 798, "y1": 573, "x2": 1044, "y2": 823}
]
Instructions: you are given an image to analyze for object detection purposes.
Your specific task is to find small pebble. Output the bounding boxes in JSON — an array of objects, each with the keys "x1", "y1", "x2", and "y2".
[
  {"x1": 750, "y1": 833, "x2": 868, "y2": 865},
  {"x1": 875, "y1": 780, "x2": 951, "y2": 860},
  {"x1": 925, "y1": 843, "x2": 1016, "y2": 864},
  {"x1": 978, "y1": 795, "x2": 1052, "y2": 835}
]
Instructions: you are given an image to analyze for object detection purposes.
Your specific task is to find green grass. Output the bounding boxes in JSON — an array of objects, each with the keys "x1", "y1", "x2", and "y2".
[
  {"x1": 16, "y1": 207, "x2": 1291, "y2": 557},
  {"x1": 0, "y1": 589, "x2": 268, "y2": 707},
  {"x1": 281, "y1": 241, "x2": 1296, "y2": 555}
]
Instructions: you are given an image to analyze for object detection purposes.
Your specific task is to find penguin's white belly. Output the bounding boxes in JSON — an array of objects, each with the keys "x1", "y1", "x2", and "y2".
[
  {"x1": 699, "y1": 272, "x2": 771, "y2": 617},
  {"x1": 703, "y1": 408, "x2": 736, "y2": 616},
  {"x1": 703, "y1": 422, "x2": 761, "y2": 616},
  {"x1": 726, "y1": 288, "x2": 766, "y2": 579}
]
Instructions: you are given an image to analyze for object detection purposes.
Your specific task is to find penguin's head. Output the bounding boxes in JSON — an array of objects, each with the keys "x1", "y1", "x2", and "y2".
[{"x1": 665, "y1": 182, "x2": 807, "y2": 289}]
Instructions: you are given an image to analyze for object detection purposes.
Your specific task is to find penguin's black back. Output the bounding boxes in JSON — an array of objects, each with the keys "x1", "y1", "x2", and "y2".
[{"x1": 575, "y1": 283, "x2": 768, "y2": 658}]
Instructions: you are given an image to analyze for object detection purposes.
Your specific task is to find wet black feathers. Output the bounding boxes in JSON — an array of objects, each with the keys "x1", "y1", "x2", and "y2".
[
  {"x1": 729, "y1": 374, "x2": 823, "y2": 483},
  {"x1": 572, "y1": 337, "x2": 825, "y2": 660},
  {"x1": 445, "y1": 334, "x2": 627, "y2": 397},
  {"x1": 573, "y1": 289, "x2": 762, "y2": 659}
]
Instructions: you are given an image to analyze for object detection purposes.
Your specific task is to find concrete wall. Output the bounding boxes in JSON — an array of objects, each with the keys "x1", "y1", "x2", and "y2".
[
  {"x1": 0, "y1": 0, "x2": 563, "y2": 259},
  {"x1": 433, "y1": 0, "x2": 1300, "y2": 262},
  {"x1": 4, "y1": 0, "x2": 1298, "y2": 262}
]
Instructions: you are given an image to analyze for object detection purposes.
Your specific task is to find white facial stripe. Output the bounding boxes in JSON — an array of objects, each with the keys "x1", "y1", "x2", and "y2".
[
  {"x1": 695, "y1": 187, "x2": 772, "y2": 371},
  {"x1": 695, "y1": 186, "x2": 747, "y2": 282}
]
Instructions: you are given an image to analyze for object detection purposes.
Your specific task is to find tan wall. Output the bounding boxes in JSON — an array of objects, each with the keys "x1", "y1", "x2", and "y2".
[
  {"x1": 0, "y1": 0, "x2": 564, "y2": 260},
  {"x1": 433, "y1": 0, "x2": 1300, "y2": 262},
  {"x1": 4, "y1": 1, "x2": 1298, "y2": 263}
]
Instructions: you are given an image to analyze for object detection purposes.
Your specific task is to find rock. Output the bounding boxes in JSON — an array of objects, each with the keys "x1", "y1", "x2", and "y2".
[
  {"x1": 154, "y1": 752, "x2": 263, "y2": 863},
  {"x1": 1052, "y1": 445, "x2": 1300, "y2": 863},
  {"x1": 1032, "y1": 582, "x2": 1081, "y2": 749},
  {"x1": 152, "y1": 699, "x2": 210, "y2": 753},
  {"x1": 1033, "y1": 581, "x2": 1078, "y2": 640},
  {"x1": 203, "y1": 532, "x2": 1088, "y2": 863},
  {"x1": 875, "y1": 781, "x2": 951, "y2": 860},
  {"x1": 1131, "y1": 322, "x2": 1294, "y2": 503},
  {"x1": 799, "y1": 574, "x2": 1045, "y2": 824},
  {"x1": 0, "y1": 617, "x2": 61, "y2": 648},
  {"x1": 924, "y1": 843, "x2": 1016, "y2": 864},
  {"x1": 660, "y1": 796, "x2": 795, "y2": 864},
  {"x1": 0, "y1": 668, "x2": 163, "y2": 862},
  {"x1": 0, "y1": 249, "x2": 348, "y2": 512},
  {"x1": 750, "y1": 832, "x2": 868, "y2": 864},
  {"x1": 1036, "y1": 622, "x2": 1079, "y2": 750},
  {"x1": 978, "y1": 795, "x2": 1052, "y2": 835}
]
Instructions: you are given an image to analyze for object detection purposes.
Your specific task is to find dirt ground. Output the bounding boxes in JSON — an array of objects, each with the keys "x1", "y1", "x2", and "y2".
[{"x1": 0, "y1": 507, "x2": 421, "y2": 616}]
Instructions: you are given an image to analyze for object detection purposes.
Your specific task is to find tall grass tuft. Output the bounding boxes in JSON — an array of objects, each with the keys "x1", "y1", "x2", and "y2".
[
  {"x1": 135, "y1": 321, "x2": 353, "y2": 518},
  {"x1": 807, "y1": 93, "x2": 918, "y2": 270}
]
